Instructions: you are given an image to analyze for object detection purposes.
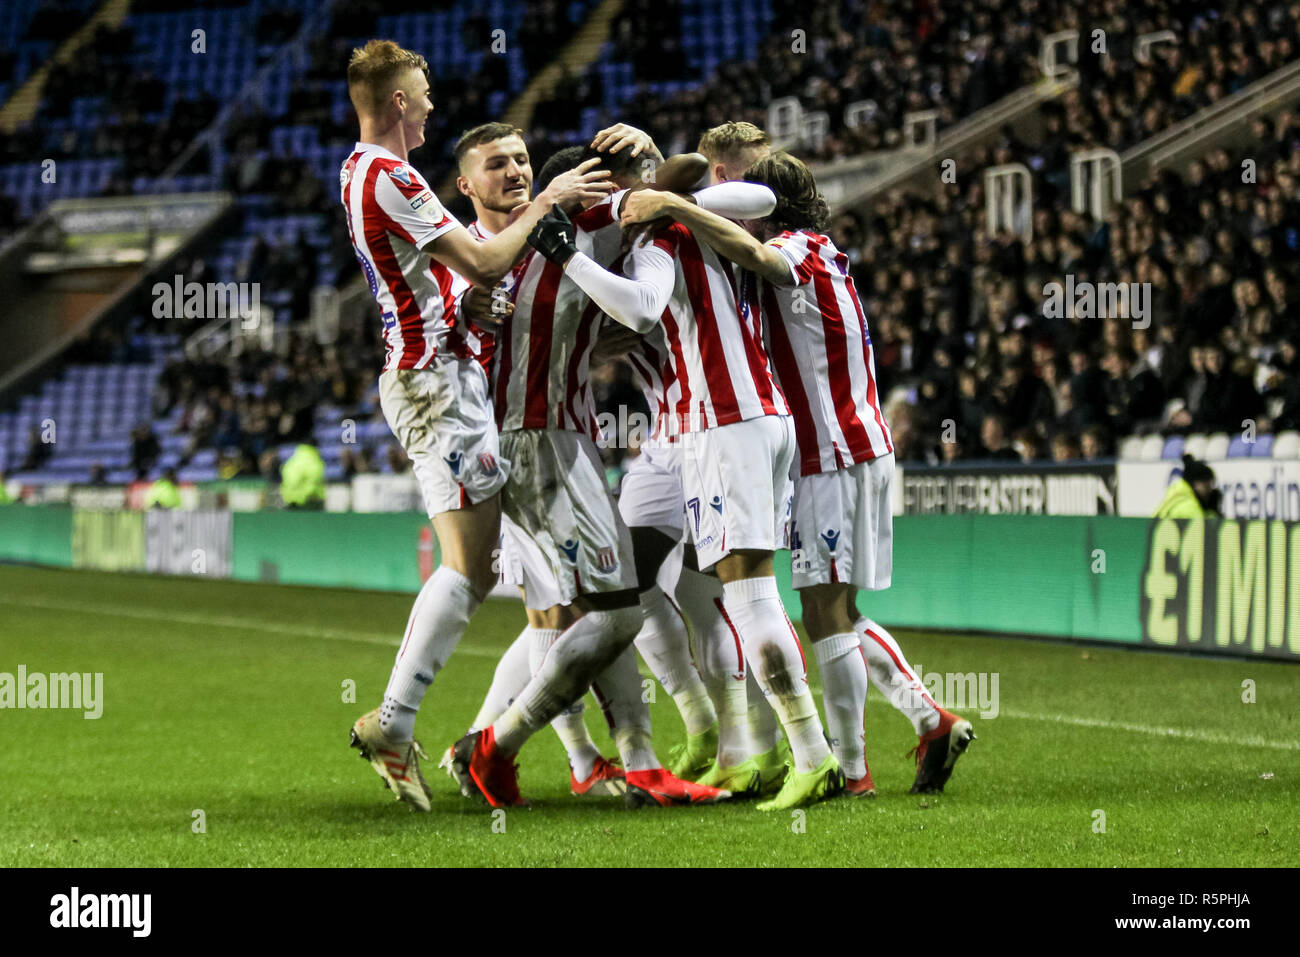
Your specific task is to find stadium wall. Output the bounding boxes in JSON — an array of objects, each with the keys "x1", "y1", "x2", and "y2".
[{"x1": 1, "y1": 506, "x2": 1297, "y2": 662}]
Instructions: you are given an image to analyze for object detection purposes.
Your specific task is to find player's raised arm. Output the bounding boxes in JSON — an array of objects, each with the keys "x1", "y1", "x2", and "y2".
[
  {"x1": 620, "y1": 187, "x2": 791, "y2": 285},
  {"x1": 527, "y1": 205, "x2": 672, "y2": 334},
  {"x1": 428, "y1": 158, "x2": 614, "y2": 286}
]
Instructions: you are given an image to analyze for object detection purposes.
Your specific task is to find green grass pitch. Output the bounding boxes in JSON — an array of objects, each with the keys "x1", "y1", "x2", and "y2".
[{"x1": 1, "y1": 564, "x2": 1295, "y2": 867}]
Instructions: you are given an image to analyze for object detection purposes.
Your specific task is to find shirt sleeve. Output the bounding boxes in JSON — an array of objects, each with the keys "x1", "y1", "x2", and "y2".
[
  {"x1": 690, "y1": 182, "x2": 777, "y2": 221},
  {"x1": 765, "y1": 233, "x2": 815, "y2": 286},
  {"x1": 372, "y1": 162, "x2": 461, "y2": 250},
  {"x1": 563, "y1": 237, "x2": 675, "y2": 334}
]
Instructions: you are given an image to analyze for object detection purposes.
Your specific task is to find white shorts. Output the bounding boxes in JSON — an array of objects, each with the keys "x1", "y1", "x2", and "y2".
[
  {"x1": 498, "y1": 513, "x2": 567, "y2": 611},
  {"x1": 790, "y1": 454, "x2": 894, "y2": 590},
  {"x1": 679, "y1": 415, "x2": 795, "y2": 572},
  {"x1": 378, "y1": 360, "x2": 508, "y2": 519},
  {"x1": 617, "y1": 439, "x2": 685, "y2": 537},
  {"x1": 500, "y1": 428, "x2": 637, "y2": 604}
]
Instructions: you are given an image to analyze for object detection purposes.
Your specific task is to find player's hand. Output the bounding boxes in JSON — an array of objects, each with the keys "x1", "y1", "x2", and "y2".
[
  {"x1": 538, "y1": 157, "x2": 614, "y2": 210},
  {"x1": 590, "y1": 323, "x2": 643, "y2": 366},
  {"x1": 620, "y1": 188, "x2": 681, "y2": 226},
  {"x1": 462, "y1": 284, "x2": 512, "y2": 330},
  {"x1": 528, "y1": 204, "x2": 580, "y2": 266},
  {"x1": 591, "y1": 123, "x2": 662, "y2": 160}
]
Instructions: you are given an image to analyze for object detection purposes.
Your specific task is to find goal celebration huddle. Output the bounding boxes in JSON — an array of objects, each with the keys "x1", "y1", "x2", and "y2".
[{"x1": 340, "y1": 38, "x2": 974, "y2": 813}]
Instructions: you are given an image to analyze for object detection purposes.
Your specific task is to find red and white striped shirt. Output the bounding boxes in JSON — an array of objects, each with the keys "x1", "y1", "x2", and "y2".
[
  {"x1": 494, "y1": 194, "x2": 625, "y2": 435},
  {"x1": 340, "y1": 142, "x2": 462, "y2": 372},
  {"x1": 630, "y1": 221, "x2": 788, "y2": 435},
  {"x1": 758, "y1": 230, "x2": 893, "y2": 475},
  {"x1": 623, "y1": 323, "x2": 677, "y2": 446}
]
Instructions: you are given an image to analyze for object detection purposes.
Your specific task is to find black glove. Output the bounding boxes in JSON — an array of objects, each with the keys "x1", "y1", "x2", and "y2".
[{"x1": 527, "y1": 204, "x2": 579, "y2": 265}]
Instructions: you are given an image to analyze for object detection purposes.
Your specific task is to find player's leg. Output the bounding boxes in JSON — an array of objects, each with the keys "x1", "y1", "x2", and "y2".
[
  {"x1": 802, "y1": 583, "x2": 873, "y2": 796},
  {"x1": 350, "y1": 362, "x2": 506, "y2": 811},
  {"x1": 629, "y1": 529, "x2": 717, "y2": 778},
  {"x1": 674, "y1": 549, "x2": 776, "y2": 796},
  {"x1": 845, "y1": 454, "x2": 973, "y2": 792},
  {"x1": 451, "y1": 430, "x2": 728, "y2": 807},
  {"x1": 687, "y1": 416, "x2": 841, "y2": 810},
  {"x1": 501, "y1": 516, "x2": 613, "y2": 785},
  {"x1": 617, "y1": 446, "x2": 718, "y2": 777},
  {"x1": 524, "y1": 602, "x2": 626, "y2": 796},
  {"x1": 467, "y1": 616, "x2": 531, "y2": 734},
  {"x1": 376, "y1": 461, "x2": 500, "y2": 742},
  {"x1": 791, "y1": 464, "x2": 874, "y2": 795}
]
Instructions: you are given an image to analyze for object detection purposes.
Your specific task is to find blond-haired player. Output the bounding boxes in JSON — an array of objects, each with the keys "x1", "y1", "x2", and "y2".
[{"x1": 342, "y1": 39, "x2": 612, "y2": 811}]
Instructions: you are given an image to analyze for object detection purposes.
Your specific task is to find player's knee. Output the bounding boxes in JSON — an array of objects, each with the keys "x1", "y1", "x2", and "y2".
[{"x1": 600, "y1": 604, "x2": 643, "y2": 644}]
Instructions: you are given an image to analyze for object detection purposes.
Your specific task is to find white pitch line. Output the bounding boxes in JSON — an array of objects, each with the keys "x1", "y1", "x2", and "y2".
[
  {"x1": 994, "y1": 708, "x2": 1300, "y2": 752},
  {"x1": 0, "y1": 595, "x2": 506, "y2": 659},
  {"x1": 7, "y1": 594, "x2": 1299, "y2": 751}
]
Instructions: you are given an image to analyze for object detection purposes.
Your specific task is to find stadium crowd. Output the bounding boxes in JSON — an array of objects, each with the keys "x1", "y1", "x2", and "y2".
[
  {"x1": 5, "y1": 0, "x2": 1299, "y2": 478},
  {"x1": 834, "y1": 107, "x2": 1299, "y2": 465}
]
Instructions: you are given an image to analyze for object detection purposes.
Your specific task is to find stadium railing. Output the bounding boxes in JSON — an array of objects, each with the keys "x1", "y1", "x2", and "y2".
[{"x1": 1121, "y1": 58, "x2": 1300, "y2": 188}]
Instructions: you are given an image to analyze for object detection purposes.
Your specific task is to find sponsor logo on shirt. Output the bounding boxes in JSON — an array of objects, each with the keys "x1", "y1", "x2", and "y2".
[
  {"x1": 820, "y1": 528, "x2": 840, "y2": 552},
  {"x1": 390, "y1": 165, "x2": 413, "y2": 187},
  {"x1": 410, "y1": 189, "x2": 434, "y2": 211},
  {"x1": 444, "y1": 451, "x2": 463, "y2": 476},
  {"x1": 559, "y1": 539, "x2": 579, "y2": 562}
]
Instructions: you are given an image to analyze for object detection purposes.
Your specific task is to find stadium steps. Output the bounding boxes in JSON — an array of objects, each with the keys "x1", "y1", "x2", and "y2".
[{"x1": 0, "y1": 0, "x2": 131, "y2": 134}]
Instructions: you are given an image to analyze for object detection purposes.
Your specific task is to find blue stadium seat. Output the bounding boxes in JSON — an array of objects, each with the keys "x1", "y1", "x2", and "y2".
[{"x1": 1226, "y1": 436, "x2": 1253, "y2": 458}]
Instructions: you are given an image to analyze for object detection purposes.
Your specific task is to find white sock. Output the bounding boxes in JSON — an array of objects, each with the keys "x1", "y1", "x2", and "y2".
[
  {"x1": 592, "y1": 645, "x2": 660, "y2": 772},
  {"x1": 634, "y1": 585, "x2": 716, "y2": 736},
  {"x1": 680, "y1": 567, "x2": 755, "y2": 766},
  {"x1": 855, "y1": 617, "x2": 940, "y2": 736},
  {"x1": 746, "y1": 668, "x2": 783, "y2": 753},
  {"x1": 494, "y1": 605, "x2": 642, "y2": 755},
  {"x1": 552, "y1": 706, "x2": 600, "y2": 781},
  {"x1": 812, "y1": 632, "x2": 869, "y2": 780},
  {"x1": 721, "y1": 577, "x2": 830, "y2": 774},
  {"x1": 380, "y1": 566, "x2": 480, "y2": 741},
  {"x1": 523, "y1": 625, "x2": 601, "y2": 780},
  {"x1": 469, "y1": 627, "x2": 532, "y2": 732}
]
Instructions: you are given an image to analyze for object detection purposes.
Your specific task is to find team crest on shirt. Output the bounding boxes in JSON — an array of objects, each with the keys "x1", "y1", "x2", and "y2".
[
  {"x1": 390, "y1": 165, "x2": 413, "y2": 187},
  {"x1": 821, "y1": 528, "x2": 841, "y2": 552},
  {"x1": 477, "y1": 452, "x2": 499, "y2": 476},
  {"x1": 444, "y1": 451, "x2": 463, "y2": 476},
  {"x1": 597, "y1": 547, "x2": 618, "y2": 572},
  {"x1": 339, "y1": 166, "x2": 351, "y2": 190},
  {"x1": 559, "y1": 539, "x2": 579, "y2": 562}
]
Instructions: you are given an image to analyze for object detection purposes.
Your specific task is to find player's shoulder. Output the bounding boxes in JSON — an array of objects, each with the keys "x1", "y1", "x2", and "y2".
[
  {"x1": 367, "y1": 154, "x2": 432, "y2": 197},
  {"x1": 573, "y1": 194, "x2": 619, "y2": 232},
  {"x1": 767, "y1": 228, "x2": 822, "y2": 251}
]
